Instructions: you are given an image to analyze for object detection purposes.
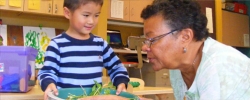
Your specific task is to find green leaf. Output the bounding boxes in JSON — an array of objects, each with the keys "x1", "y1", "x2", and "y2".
[
  {"x1": 89, "y1": 84, "x2": 97, "y2": 96},
  {"x1": 89, "y1": 80, "x2": 102, "y2": 96},
  {"x1": 105, "y1": 82, "x2": 116, "y2": 90},
  {"x1": 103, "y1": 88, "x2": 110, "y2": 95}
]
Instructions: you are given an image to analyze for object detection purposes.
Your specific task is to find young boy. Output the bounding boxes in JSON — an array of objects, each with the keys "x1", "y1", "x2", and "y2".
[{"x1": 37, "y1": 0, "x2": 129, "y2": 99}]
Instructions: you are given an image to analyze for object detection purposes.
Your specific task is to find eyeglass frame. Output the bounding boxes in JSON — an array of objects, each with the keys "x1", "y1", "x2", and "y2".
[{"x1": 142, "y1": 29, "x2": 178, "y2": 47}]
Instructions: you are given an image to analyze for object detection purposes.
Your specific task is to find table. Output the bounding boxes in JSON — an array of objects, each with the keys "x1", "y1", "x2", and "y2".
[
  {"x1": 0, "y1": 85, "x2": 173, "y2": 100},
  {"x1": 132, "y1": 87, "x2": 173, "y2": 95},
  {"x1": 0, "y1": 86, "x2": 43, "y2": 100},
  {"x1": 132, "y1": 87, "x2": 173, "y2": 100}
]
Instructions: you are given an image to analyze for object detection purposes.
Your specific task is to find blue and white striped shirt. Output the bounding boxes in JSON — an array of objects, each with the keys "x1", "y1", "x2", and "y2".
[{"x1": 38, "y1": 33, "x2": 129, "y2": 91}]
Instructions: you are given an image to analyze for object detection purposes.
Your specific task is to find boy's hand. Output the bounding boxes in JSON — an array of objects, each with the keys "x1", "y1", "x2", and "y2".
[
  {"x1": 44, "y1": 83, "x2": 58, "y2": 100},
  {"x1": 116, "y1": 83, "x2": 126, "y2": 95}
]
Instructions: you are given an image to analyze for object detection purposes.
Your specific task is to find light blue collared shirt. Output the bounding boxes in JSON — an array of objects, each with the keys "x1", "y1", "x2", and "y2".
[{"x1": 170, "y1": 37, "x2": 250, "y2": 100}]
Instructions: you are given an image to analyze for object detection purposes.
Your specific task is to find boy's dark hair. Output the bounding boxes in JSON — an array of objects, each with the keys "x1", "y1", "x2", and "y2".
[
  {"x1": 141, "y1": 0, "x2": 209, "y2": 41},
  {"x1": 64, "y1": 0, "x2": 103, "y2": 12}
]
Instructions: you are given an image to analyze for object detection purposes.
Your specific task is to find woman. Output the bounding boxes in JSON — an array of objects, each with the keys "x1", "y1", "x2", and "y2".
[{"x1": 140, "y1": 0, "x2": 250, "y2": 100}]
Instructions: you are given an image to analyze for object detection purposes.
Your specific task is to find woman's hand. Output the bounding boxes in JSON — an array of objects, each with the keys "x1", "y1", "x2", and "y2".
[{"x1": 116, "y1": 83, "x2": 126, "y2": 95}]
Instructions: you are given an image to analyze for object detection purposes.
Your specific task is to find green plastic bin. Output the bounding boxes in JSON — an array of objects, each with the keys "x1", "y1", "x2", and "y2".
[{"x1": 48, "y1": 88, "x2": 139, "y2": 100}]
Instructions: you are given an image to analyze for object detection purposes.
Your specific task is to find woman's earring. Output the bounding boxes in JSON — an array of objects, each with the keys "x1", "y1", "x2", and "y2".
[{"x1": 183, "y1": 47, "x2": 187, "y2": 53}]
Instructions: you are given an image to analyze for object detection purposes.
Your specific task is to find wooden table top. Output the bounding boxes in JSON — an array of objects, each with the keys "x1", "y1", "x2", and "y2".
[
  {"x1": 0, "y1": 86, "x2": 43, "y2": 100},
  {"x1": 132, "y1": 87, "x2": 173, "y2": 95},
  {"x1": 0, "y1": 85, "x2": 173, "y2": 100}
]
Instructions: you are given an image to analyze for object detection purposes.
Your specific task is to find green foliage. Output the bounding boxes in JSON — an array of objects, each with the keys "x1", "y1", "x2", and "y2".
[
  {"x1": 89, "y1": 80, "x2": 102, "y2": 96},
  {"x1": 103, "y1": 81, "x2": 116, "y2": 95},
  {"x1": 66, "y1": 93, "x2": 87, "y2": 100},
  {"x1": 129, "y1": 82, "x2": 140, "y2": 88},
  {"x1": 66, "y1": 81, "x2": 116, "y2": 100},
  {"x1": 66, "y1": 81, "x2": 140, "y2": 100}
]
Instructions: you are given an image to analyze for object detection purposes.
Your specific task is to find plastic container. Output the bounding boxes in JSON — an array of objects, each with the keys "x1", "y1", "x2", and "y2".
[
  {"x1": 0, "y1": 46, "x2": 38, "y2": 92},
  {"x1": 48, "y1": 88, "x2": 139, "y2": 100},
  {"x1": 246, "y1": 1, "x2": 250, "y2": 16}
]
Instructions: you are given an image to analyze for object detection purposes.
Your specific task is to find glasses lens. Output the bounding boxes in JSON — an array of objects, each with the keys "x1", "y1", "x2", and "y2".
[{"x1": 143, "y1": 40, "x2": 150, "y2": 47}]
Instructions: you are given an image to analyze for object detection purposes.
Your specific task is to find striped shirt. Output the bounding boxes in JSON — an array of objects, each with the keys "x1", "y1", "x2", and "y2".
[{"x1": 38, "y1": 33, "x2": 129, "y2": 91}]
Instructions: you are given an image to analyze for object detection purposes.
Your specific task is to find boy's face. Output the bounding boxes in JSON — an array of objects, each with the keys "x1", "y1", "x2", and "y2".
[{"x1": 65, "y1": 2, "x2": 101, "y2": 35}]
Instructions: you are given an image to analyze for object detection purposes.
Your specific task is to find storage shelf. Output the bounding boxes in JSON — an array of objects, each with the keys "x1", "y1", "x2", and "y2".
[{"x1": 107, "y1": 20, "x2": 144, "y2": 28}]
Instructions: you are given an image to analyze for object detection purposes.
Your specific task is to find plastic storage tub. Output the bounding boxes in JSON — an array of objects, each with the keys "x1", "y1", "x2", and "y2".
[{"x1": 0, "y1": 46, "x2": 38, "y2": 92}]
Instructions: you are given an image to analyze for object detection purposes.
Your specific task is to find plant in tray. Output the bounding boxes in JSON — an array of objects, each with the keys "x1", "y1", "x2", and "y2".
[{"x1": 66, "y1": 80, "x2": 117, "y2": 100}]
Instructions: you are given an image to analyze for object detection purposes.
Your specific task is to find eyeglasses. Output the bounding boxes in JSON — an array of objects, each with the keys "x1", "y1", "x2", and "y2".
[{"x1": 142, "y1": 29, "x2": 178, "y2": 47}]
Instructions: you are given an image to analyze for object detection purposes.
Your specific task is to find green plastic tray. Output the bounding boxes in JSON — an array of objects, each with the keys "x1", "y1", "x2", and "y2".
[{"x1": 48, "y1": 88, "x2": 139, "y2": 100}]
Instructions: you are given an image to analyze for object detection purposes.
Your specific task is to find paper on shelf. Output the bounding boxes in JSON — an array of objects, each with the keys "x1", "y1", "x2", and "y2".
[
  {"x1": 23, "y1": 26, "x2": 56, "y2": 69},
  {"x1": 0, "y1": 25, "x2": 7, "y2": 46},
  {"x1": 9, "y1": 0, "x2": 21, "y2": 7},
  {"x1": 206, "y1": 7, "x2": 213, "y2": 33},
  {"x1": 0, "y1": 0, "x2": 6, "y2": 6},
  {"x1": 111, "y1": 0, "x2": 124, "y2": 19},
  {"x1": 244, "y1": 34, "x2": 249, "y2": 47},
  {"x1": 28, "y1": 0, "x2": 40, "y2": 10}
]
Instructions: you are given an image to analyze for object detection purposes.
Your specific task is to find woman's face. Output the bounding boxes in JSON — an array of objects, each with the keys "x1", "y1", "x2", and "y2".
[{"x1": 142, "y1": 15, "x2": 183, "y2": 71}]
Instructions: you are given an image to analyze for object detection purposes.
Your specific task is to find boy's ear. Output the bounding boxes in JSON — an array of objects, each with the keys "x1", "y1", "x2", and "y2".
[{"x1": 64, "y1": 7, "x2": 71, "y2": 19}]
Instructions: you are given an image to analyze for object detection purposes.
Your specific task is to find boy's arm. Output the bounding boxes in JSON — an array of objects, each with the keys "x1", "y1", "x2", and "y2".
[
  {"x1": 37, "y1": 40, "x2": 60, "y2": 91},
  {"x1": 102, "y1": 40, "x2": 129, "y2": 88}
]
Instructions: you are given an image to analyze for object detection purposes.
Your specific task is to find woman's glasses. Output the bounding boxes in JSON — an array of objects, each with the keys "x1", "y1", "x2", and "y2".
[{"x1": 142, "y1": 29, "x2": 178, "y2": 47}]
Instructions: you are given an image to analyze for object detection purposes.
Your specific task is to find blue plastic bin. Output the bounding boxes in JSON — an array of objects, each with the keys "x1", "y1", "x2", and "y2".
[{"x1": 0, "y1": 46, "x2": 38, "y2": 92}]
